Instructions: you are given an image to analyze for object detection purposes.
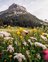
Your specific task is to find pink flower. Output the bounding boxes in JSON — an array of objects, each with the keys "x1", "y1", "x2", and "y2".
[{"x1": 42, "y1": 49, "x2": 48, "y2": 60}]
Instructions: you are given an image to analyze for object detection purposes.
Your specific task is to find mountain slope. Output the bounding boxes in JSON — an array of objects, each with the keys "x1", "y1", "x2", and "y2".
[{"x1": 0, "y1": 3, "x2": 47, "y2": 27}]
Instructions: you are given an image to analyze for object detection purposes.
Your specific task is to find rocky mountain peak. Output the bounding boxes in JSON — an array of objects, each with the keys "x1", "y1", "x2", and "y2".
[
  {"x1": 9, "y1": 3, "x2": 18, "y2": 9},
  {"x1": 8, "y1": 3, "x2": 26, "y2": 12},
  {"x1": 0, "y1": 3, "x2": 46, "y2": 27},
  {"x1": 0, "y1": 3, "x2": 27, "y2": 16}
]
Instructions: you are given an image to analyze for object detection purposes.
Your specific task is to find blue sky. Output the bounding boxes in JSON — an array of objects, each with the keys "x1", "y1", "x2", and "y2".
[{"x1": 0, "y1": 0, "x2": 48, "y2": 20}]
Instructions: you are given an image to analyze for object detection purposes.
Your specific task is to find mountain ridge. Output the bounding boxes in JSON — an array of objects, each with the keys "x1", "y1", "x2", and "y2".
[{"x1": 0, "y1": 3, "x2": 47, "y2": 27}]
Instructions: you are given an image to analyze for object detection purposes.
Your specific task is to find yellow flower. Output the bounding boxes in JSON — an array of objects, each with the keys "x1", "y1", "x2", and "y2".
[
  {"x1": 42, "y1": 33, "x2": 44, "y2": 35},
  {"x1": 20, "y1": 36, "x2": 23, "y2": 40},
  {"x1": 19, "y1": 27, "x2": 23, "y2": 31},
  {"x1": 16, "y1": 31, "x2": 20, "y2": 35}
]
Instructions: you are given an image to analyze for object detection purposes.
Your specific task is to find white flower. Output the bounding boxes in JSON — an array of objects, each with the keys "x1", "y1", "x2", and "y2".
[
  {"x1": 7, "y1": 45, "x2": 14, "y2": 53},
  {"x1": 36, "y1": 53, "x2": 41, "y2": 59},
  {"x1": 0, "y1": 31, "x2": 11, "y2": 37},
  {"x1": 15, "y1": 41, "x2": 18, "y2": 45},
  {"x1": 30, "y1": 37, "x2": 37, "y2": 41},
  {"x1": 26, "y1": 50, "x2": 30, "y2": 55},
  {"x1": 35, "y1": 42, "x2": 47, "y2": 49},
  {"x1": 23, "y1": 41, "x2": 27, "y2": 46},
  {"x1": 14, "y1": 53, "x2": 26, "y2": 62},
  {"x1": 40, "y1": 35, "x2": 47, "y2": 41},
  {"x1": 42, "y1": 33, "x2": 48, "y2": 36},
  {"x1": 4, "y1": 37, "x2": 13, "y2": 40},
  {"x1": 26, "y1": 50, "x2": 30, "y2": 58},
  {"x1": 23, "y1": 30, "x2": 29, "y2": 34},
  {"x1": 22, "y1": 30, "x2": 29, "y2": 36},
  {"x1": 28, "y1": 39, "x2": 33, "y2": 45}
]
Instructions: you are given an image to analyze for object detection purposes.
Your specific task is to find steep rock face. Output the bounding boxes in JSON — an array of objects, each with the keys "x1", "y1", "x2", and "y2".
[{"x1": 0, "y1": 3, "x2": 47, "y2": 27}]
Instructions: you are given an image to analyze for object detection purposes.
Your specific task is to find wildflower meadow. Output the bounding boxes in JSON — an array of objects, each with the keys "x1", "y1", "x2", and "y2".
[{"x1": 0, "y1": 26, "x2": 48, "y2": 62}]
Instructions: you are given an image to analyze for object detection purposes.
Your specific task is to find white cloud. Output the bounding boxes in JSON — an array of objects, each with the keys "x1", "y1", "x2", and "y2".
[
  {"x1": 0, "y1": 5, "x2": 8, "y2": 11},
  {"x1": 31, "y1": 0, "x2": 48, "y2": 20}
]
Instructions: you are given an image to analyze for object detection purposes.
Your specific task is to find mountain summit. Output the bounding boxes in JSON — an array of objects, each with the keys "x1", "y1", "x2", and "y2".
[
  {"x1": 0, "y1": 3, "x2": 47, "y2": 27},
  {"x1": 8, "y1": 3, "x2": 26, "y2": 11},
  {"x1": 7, "y1": 3, "x2": 27, "y2": 15},
  {"x1": 0, "y1": 3, "x2": 27, "y2": 16}
]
